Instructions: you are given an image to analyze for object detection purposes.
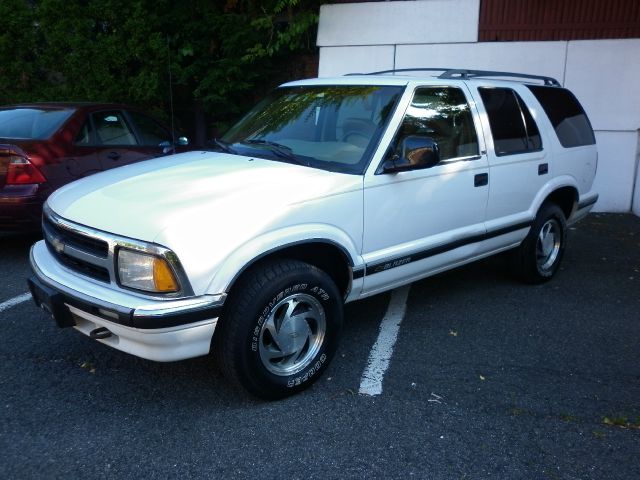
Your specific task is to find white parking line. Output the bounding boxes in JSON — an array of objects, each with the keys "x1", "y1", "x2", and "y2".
[
  {"x1": 0, "y1": 293, "x2": 32, "y2": 313},
  {"x1": 359, "y1": 285, "x2": 411, "y2": 396}
]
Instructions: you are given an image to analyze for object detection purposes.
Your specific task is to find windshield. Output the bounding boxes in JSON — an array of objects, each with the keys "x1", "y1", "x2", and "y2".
[
  {"x1": 0, "y1": 108, "x2": 75, "y2": 140},
  {"x1": 222, "y1": 85, "x2": 403, "y2": 174}
]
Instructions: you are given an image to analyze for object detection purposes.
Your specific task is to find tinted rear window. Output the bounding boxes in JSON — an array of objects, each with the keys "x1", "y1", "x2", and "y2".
[
  {"x1": 0, "y1": 108, "x2": 74, "y2": 139},
  {"x1": 528, "y1": 86, "x2": 595, "y2": 148},
  {"x1": 478, "y1": 87, "x2": 542, "y2": 156}
]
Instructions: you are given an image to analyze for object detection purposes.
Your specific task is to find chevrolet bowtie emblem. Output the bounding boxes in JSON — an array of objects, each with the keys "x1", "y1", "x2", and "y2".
[{"x1": 50, "y1": 236, "x2": 65, "y2": 254}]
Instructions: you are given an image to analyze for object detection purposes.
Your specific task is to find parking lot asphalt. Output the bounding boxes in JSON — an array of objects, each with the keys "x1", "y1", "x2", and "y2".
[{"x1": 1, "y1": 213, "x2": 639, "y2": 479}]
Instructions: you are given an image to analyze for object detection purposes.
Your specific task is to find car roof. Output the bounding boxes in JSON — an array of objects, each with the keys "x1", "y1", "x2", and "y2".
[
  {"x1": 282, "y1": 76, "x2": 563, "y2": 95},
  {"x1": 283, "y1": 69, "x2": 561, "y2": 88},
  {"x1": 283, "y1": 76, "x2": 413, "y2": 87},
  {"x1": 1, "y1": 102, "x2": 141, "y2": 112}
]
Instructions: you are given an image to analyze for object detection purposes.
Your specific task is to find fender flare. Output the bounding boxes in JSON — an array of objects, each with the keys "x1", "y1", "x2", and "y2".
[
  {"x1": 205, "y1": 224, "x2": 362, "y2": 295},
  {"x1": 529, "y1": 175, "x2": 579, "y2": 217}
]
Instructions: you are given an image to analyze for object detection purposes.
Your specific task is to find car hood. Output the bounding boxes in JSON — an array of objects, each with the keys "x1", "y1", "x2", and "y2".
[{"x1": 47, "y1": 150, "x2": 362, "y2": 243}]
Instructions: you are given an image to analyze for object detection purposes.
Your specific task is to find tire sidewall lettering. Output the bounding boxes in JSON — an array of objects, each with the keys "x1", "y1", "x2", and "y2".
[
  {"x1": 287, "y1": 353, "x2": 327, "y2": 388},
  {"x1": 249, "y1": 281, "x2": 334, "y2": 388}
]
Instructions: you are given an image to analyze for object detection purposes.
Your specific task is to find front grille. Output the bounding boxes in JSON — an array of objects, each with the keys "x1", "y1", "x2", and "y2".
[
  {"x1": 43, "y1": 214, "x2": 111, "y2": 283},
  {"x1": 43, "y1": 215, "x2": 108, "y2": 258},
  {"x1": 50, "y1": 248, "x2": 111, "y2": 283}
]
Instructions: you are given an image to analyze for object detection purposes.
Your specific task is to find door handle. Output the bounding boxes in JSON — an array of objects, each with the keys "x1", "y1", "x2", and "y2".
[
  {"x1": 538, "y1": 163, "x2": 548, "y2": 175},
  {"x1": 474, "y1": 173, "x2": 488, "y2": 187},
  {"x1": 107, "y1": 151, "x2": 120, "y2": 160}
]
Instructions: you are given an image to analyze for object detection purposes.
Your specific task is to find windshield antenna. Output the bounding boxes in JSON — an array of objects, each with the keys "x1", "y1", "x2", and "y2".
[{"x1": 167, "y1": 36, "x2": 176, "y2": 150}]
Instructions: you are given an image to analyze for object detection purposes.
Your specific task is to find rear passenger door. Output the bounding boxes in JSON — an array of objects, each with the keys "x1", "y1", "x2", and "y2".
[{"x1": 468, "y1": 84, "x2": 548, "y2": 230}]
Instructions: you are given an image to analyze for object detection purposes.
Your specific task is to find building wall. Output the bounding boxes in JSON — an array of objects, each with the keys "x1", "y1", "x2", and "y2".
[
  {"x1": 478, "y1": 0, "x2": 640, "y2": 41},
  {"x1": 317, "y1": 0, "x2": 480, "y2": 46},
  {"x1": 318, "y1": 1, "x2": 640, "y2": 214}
]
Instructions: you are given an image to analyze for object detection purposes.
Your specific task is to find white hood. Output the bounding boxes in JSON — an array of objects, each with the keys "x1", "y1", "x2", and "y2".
[{"x1": 48, "y1": 150, "x2": 361, "y2": 244}]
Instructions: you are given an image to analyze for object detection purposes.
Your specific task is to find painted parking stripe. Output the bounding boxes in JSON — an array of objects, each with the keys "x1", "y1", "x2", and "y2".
[
  {"x1": 0, "y1": 293, "x2": 32, "y2": 313},
  {"x1": 359, "y1": 285, "x2": 411, "y2": 396}
]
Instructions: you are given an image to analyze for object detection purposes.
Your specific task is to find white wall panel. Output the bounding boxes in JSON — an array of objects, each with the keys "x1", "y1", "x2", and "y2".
[
  {"x1": 317, "y1": 0, "x2": 480, "y2": 47},
  {"x1": 318, "y1": 46, "x2": 395, "y2": 77},
  {"x1": 395, "y1": 42, "x2": 566, "y2": 83},
  {"x1": 565, "y1": 39, "x2": 640, "y2": 132},
  {"x1": 592, "y1": 131, "x2": 638, "y2": 212}
]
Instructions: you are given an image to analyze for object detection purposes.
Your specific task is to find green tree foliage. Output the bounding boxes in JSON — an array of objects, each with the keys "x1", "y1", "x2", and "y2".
[
  {"x1": 0, "y1": 0, "x2": 39, "y2": 101},
  {"x1": 0, "y1": 0, "x2": 321, "y2": 141}
]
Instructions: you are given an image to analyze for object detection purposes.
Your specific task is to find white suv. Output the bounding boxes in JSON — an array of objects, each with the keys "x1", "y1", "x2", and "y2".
[{"x1": 28, "y1": 69, "x2": 598, "y2": 398}]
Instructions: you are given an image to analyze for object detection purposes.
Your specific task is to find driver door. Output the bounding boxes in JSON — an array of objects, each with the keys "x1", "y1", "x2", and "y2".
[{"x1": 361, "y1": 85, "x2": 489, "y2": 295}]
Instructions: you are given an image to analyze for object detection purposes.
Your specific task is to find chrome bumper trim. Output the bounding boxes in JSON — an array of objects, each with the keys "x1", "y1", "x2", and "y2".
[{"x1": 30, "y1": 242, "x2": 225, "y2": 329}]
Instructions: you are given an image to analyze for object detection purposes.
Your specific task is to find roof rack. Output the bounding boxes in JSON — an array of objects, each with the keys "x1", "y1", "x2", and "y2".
[{"x1": 346, "y1": 67, "x2": 561, "y2": 86}]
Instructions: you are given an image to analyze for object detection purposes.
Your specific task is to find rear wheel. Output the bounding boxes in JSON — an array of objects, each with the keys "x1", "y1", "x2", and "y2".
[
  {"x1": 512, "y1": 203, "x2": 567, "y2": 283},
  {"x1": 215, "y1": 259, "x2": 343, "y2": 399}
]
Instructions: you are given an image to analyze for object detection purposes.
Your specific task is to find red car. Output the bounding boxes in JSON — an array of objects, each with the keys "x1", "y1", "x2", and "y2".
[{"x1": 0, "y1": 103, "x2": 189, "y2": 232}]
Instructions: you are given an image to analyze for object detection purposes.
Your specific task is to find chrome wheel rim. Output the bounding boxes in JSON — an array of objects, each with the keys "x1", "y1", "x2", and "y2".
[
  {"x1": 536, "y1": 219, "x2": 561, "y2": 271},
  {"x1": 258, "y1": 293, "x2": 326, "y2": 376}
]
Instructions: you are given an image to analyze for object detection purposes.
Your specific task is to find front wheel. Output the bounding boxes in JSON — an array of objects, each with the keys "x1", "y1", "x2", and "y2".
[
  {"x1": 511, "y1": 203, "x2": 567, "y2": 284},
  {"x1": 214, "y1": 259, "x2": 343, "y2": 399}
]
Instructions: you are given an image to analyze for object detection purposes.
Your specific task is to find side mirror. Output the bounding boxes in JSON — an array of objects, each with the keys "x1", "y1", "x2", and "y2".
[
  {"x1": 159, "y1": 140, "x2": 173, "y2": 154},
  {"x1": 159, "y1": 137, "x2": 189, "y2": 154},
  {"x1": 382, "y1": 135, "x2": 440, "y2": 173}
]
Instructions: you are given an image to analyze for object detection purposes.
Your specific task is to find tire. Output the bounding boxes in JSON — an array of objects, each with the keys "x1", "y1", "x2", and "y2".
[
  {"x1": 214, "y1": 259, "x2": 343, "y2": 399},
  {"x1": 511, "y1": 202, "x2": 567, "y2": 284}
]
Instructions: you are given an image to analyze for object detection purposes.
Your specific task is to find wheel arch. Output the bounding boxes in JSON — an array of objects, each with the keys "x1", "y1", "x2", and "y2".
[
  {"x1": 230, "y1": 240, "x2": 354, "y2": 298},
  {"x1": 206, "y1": 224, "x2": 361, "y2": 303},
  {"x1": 530, "y1": 176, "x2": 580, "y2": 220},
  {"x1": 542, "y1": 185, "x2": 579, "y2": 219}
]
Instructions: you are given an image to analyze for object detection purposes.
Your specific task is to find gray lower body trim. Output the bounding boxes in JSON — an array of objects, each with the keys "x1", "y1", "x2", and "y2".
[
  {"x1": 365, "y1": 221, "x2": 532, "y2": 276},
  {"x1": 578, "y1": 194, "x2": 598, "y2": 210}
]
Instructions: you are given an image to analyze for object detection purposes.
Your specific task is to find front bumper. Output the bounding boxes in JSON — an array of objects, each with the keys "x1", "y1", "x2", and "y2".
[{"x1": 29, "y1": 241, "x2": 225, "y2": 362}]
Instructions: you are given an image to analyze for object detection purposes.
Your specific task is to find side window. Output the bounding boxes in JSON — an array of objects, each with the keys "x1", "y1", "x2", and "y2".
[
  {"x1": 478, "y1": 87, "x2": 542, "y2": 156},
  {"x1": 527, "y1": 86, "x2": 595, "y2": 148},
  {"x1": 128, "y1": 111, "x2": 171, "y2": 146},
  {"x1": 391, "y1": 86, "x2": 479, "y2": 162},
  {"x1": 74, "y1": 119, "x2": 93, "y2": 145},
  {"x1": 92, "y1": 111, "x2": 137, "y2": 146}
]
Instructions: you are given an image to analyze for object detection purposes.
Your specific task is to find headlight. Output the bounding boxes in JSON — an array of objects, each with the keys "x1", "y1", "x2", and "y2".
[{"x1": 117, "y1": 249, "x2": 179, "y2": 293}]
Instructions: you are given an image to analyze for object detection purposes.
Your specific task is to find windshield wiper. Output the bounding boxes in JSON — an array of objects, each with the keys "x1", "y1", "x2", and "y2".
[
  {"x1": 210, "y1": 138, "x2": 237, "y2": 154},
  {"x1": 242, "y1": 139, "x2": 304, "y2": 165}
]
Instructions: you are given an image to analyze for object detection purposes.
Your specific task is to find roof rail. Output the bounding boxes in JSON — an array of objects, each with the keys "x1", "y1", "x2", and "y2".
[
  {"x1": 346, "y1": 67, "x2": 455, "y2": 76},
  {"x1": 439, "y1": 69, "x2": 560, "y2": 86},
  {"x1": 346, "y1": 67, "x2": 561, "y2": 86}
]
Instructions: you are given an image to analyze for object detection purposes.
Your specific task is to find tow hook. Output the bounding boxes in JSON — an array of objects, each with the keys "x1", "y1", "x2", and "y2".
[{"x1": 90, "y1": 327, "x2": 112, "y2": 339}]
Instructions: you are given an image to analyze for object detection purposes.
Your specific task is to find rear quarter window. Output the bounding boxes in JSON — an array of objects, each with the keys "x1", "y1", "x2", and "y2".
[
  {"x1": 478, "y1": 87, "x2": 542, "y2": 156},
  {"x1": 527, "y1": 86, "x2": 595, "y2": 148}
]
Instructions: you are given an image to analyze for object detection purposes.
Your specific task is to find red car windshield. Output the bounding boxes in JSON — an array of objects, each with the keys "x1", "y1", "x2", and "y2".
[{"x1": 0, "y1": 108, "x2": 74, "y2": 140}]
